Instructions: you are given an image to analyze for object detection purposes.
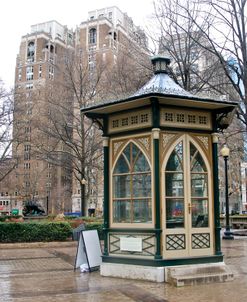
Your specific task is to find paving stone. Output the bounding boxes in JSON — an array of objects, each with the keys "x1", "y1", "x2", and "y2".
[{"x1": 0, "y1": 238, "x2": 246, "y2": 301}]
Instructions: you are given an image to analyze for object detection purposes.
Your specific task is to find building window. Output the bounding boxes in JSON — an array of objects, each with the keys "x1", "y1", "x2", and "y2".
[
  {"x1": 26, "y1": 83, "x2": 33, "y2": 90},
  {"x1": 18, "y1": 68, "x2": 22, "y2": 81},
  {"x1": 26, "y1": 66, "x2": 34, "y2": 81},
  {"x1": 112, "y1": 142, "x2": 152, "y2": 223},
  {"x1": 24, "y1": 163, "x2": 30, "y2": 169},
  {"x1": 39, "y1": 65, "x2": 42, "y2": 78},
  {"x1": 49, "y1": 65, "x2": 54, "y2": 79},
  {"x1": 24, "y1": 152, "x2": 30, "y2": 160},
  {"x1": 89, "y1": 28, "x2": 97, "y2": 44},
  {"x1": 27, "y1": 41, "x2": 35, "y2": 62},
  {"x1": 24, "y1": 145, "x2": 31, "y2": 151},
  {"x1": 25, "y1": 181, "x2": 30, "y2": 188}
]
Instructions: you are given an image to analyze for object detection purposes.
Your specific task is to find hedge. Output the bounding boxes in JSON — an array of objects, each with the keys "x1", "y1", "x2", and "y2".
[{"x1": 0, "y1": 222, "x2": 72, "y2": 243}]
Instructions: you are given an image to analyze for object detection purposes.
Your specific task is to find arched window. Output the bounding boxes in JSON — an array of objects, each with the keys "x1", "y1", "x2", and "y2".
[
  {"x1": 165, "y1": 138, "x2": 209, "y2": 229},
  {"x1": 89, "y1": 28, "x2": 97, "y2": 44},
  {"x1": 190, "y1": 142, "x2": 208, "y2": 228},
  {"x1": 27, "y1": 41, "x2": 35, "y2": 62},
  {"x1": 165, "y1": 141, "x2": 184, "y2": 228},
  {"x1": 112, "y1": 142, "x2": 151, "y2": 223}
]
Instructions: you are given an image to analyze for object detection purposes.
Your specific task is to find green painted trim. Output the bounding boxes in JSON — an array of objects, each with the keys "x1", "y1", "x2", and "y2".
[
  {"x1": 102, "y1": 255, "x2": 224, "y2": 267},
  {"x1": 103, "y1": 117, "x2": 108, "y2": 136},
  {"x1": 151, "y1": 97, "x2": 160, "y2": 128},
  {"x1": 212, "y1": 138, "x2": 222, "y2": 255},
  {"x1": 108, "y1": 104, "x2": 151, "y2": 116},
  {"x1": 107, "y1": 127, "x2": 211, "y2": 138},
  {"x1": 107, "y1": 228, "x2": 162, "y2": 234},
  {"x1": 159, "y1": 103, "x2": 213, "y2": 113},
  {"x1": 160, "y1": 126, "x2": 212, "y2": 134},
  {"x1": 103, "y1": 144, "x2": 109, "y2": 256},
  {"x1": 154, "y1": 136, "x2": 162, "y2": 259},
  {"x1": 107, "y1": 127, "x2": 154, "y2": 138}
]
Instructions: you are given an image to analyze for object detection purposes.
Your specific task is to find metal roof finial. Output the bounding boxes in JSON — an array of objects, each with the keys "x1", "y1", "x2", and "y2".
[{"x1": 151, "y1": 54, "x2": 171, "y2": 74}]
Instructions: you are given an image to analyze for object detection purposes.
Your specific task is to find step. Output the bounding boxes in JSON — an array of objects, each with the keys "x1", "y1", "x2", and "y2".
[{"x1": 166, "y1": 262, "x2": 234, "y2": 287}]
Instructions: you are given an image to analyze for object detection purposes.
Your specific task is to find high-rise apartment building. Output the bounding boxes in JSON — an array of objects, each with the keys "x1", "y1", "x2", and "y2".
[
  {"x1": 0, "y1": 7, "x2": 149, "y2": 216},
  {"x1": 0, "y1": 21, "x2": 75, "y2": 215},
  {"x1": 71, "y1": 6, "x2": 149, "y2": 214}
]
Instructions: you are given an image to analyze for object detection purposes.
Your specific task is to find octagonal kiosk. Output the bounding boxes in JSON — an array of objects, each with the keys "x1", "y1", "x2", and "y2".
[{"x1": 82, "y1": 56, "x2": 237, "y2": 284}]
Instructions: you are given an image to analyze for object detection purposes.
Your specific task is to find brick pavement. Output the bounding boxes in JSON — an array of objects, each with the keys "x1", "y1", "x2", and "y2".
[{"x1": 0, "y1": 238, "x2": 246, "y2": 301}]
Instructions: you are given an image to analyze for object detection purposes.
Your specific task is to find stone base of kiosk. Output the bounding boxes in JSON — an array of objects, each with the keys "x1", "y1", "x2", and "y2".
[
  {"x1": 100, "y1": 263, "x2": 165, "y2": 282},
  {"x1": 100, "y1": 262, "x2": 233, "y2": 286}
]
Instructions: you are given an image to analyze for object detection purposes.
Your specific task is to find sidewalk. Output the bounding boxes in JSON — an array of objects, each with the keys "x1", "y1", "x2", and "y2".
[{"x1": 0, "y1": 237, "x2": 247, "y2": 301}]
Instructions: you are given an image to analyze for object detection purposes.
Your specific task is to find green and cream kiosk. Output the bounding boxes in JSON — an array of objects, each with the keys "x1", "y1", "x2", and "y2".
[{"x1": 82, "y1": 56, "x2": 237, "y2": 283}]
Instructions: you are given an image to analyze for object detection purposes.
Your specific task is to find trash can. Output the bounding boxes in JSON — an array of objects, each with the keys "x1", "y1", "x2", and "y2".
[{"x1": 72, "y1": 224, "x2": 85, "y2": 241}]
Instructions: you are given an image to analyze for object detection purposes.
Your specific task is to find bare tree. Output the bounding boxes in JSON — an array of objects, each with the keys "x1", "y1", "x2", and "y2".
[
  {"x1": 35, "y1": 41, "x2": 152, "y2": 215},
  {"x1": 152, "y1": 0, "x2": 235, "y2": 96},
  {"x1": 154, "y1": 0, "x2": 247, "y2": 125},
  {"x1": 152, "y1": 0, "x2": 246, "y2": 213},
  {"x1": 0, "y1": 80, "x2": 17, "y2": 181}
]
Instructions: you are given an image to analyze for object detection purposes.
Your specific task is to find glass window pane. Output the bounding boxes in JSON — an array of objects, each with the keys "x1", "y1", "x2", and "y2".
[
  {"x1": 191, "y1": 199, "x2": 208, "y2": 227},
  {"x1": 166, "y1": 142, "x2": 183, "y2": 171},
  {"x1": 113, "y1": 200, "x2": 131, "y2": 223},
  {"x1": 112, "y1": 142, "x2": 152, "y2": 224},
  {"x1": 113, "y1": 154, "x2": 129, "y2": 174},
  {"x1": 134, "y1": 152, "x2": 150, "y2": 172},
  {"x1": 190, "y1": 143, "x2": 207, "y2": 172},
  {"x1": 133, "y1": 174, "x2": 151, "y2": 197},
  {"x1": 132, "y1": 143, "x2": 139, "y2": 163},
  {"x1": 166, "y1": 199, "x2": 184, "y2": 228},
  {"x1": 123, "y1": 144, "x2": 130, "y2": 163},
  {"x1": 113, "y1": 175, "x2": 131, "y2": 198},
  {"x1": 133, "y1": 199, "x2": 152, "y2": 223},
  {"x1": 165, "y1": 172, "x2": 184, "y2": 196},
  {"x1": 191, "y1": 174, "x2": 208, "y2": 197}
]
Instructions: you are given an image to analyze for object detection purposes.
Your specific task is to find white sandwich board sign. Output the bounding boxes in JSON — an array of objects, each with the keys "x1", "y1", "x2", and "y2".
[{"x1": 74, "y1": 230, "x2": 102, "y2": 272}]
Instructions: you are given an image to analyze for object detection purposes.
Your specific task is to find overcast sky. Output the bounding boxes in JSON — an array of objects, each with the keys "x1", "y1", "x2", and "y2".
[{"x1": 0, "y1": 0, "x2": 155, "y2": 89}]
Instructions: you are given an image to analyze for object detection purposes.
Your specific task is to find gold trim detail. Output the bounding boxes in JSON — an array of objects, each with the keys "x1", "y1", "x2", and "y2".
[
  {"x1": 196, "y1": 136, "x2": 209, "y2": 150},
  {"x1": 109, "y1": 109, "x2": 152, "y2": 133},
  {"x1": 162, "y1": 133, "x2": 177, "y2": 150},
  {"x1": 136, "y1": 137, "x2": 151, "y2": 155},
  {"x1": 113, "y1": 141, "x2": 126, "y2": 160},
  {"x1": 160, "y1": 108, "x2": 212, "y2": 130}
]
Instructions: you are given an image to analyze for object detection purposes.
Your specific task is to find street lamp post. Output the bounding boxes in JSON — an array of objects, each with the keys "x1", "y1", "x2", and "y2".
[
  {"x1": 81, "y1": 178, "x2": 86, "y2": 217},
  {"x1": 221, "y1": 144, "x2": 234, "y2": 240}
]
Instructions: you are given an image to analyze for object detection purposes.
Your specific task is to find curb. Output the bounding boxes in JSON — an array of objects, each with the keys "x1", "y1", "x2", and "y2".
[{"x1": 0, "y1": 241, "x2": 78, "y2": 249}]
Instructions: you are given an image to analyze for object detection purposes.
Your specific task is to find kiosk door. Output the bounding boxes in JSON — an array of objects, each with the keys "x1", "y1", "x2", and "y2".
[{"x1": 162, "y1": 134, "x2": 213, "y2": 258}]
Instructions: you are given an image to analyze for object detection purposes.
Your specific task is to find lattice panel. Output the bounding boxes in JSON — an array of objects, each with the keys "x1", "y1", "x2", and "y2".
[
  {"x1": 136, "y1": 137, "x2": 151, "y2": 157},
  {"x1": 112, "y1": 140, "x2": 126, "y2": 161},
  {"x1": 166, "y1": 234, "x2": 185, "y2": 250},
  {"x1": 192, "y1": 233, "x2": 210, "y2": 249},
  {"x1": 196, "y1": 136, "x2": 209, "y2": 150},
  {"x1": 109, "y1": 233, "x2": 155, "y2": 256}
]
